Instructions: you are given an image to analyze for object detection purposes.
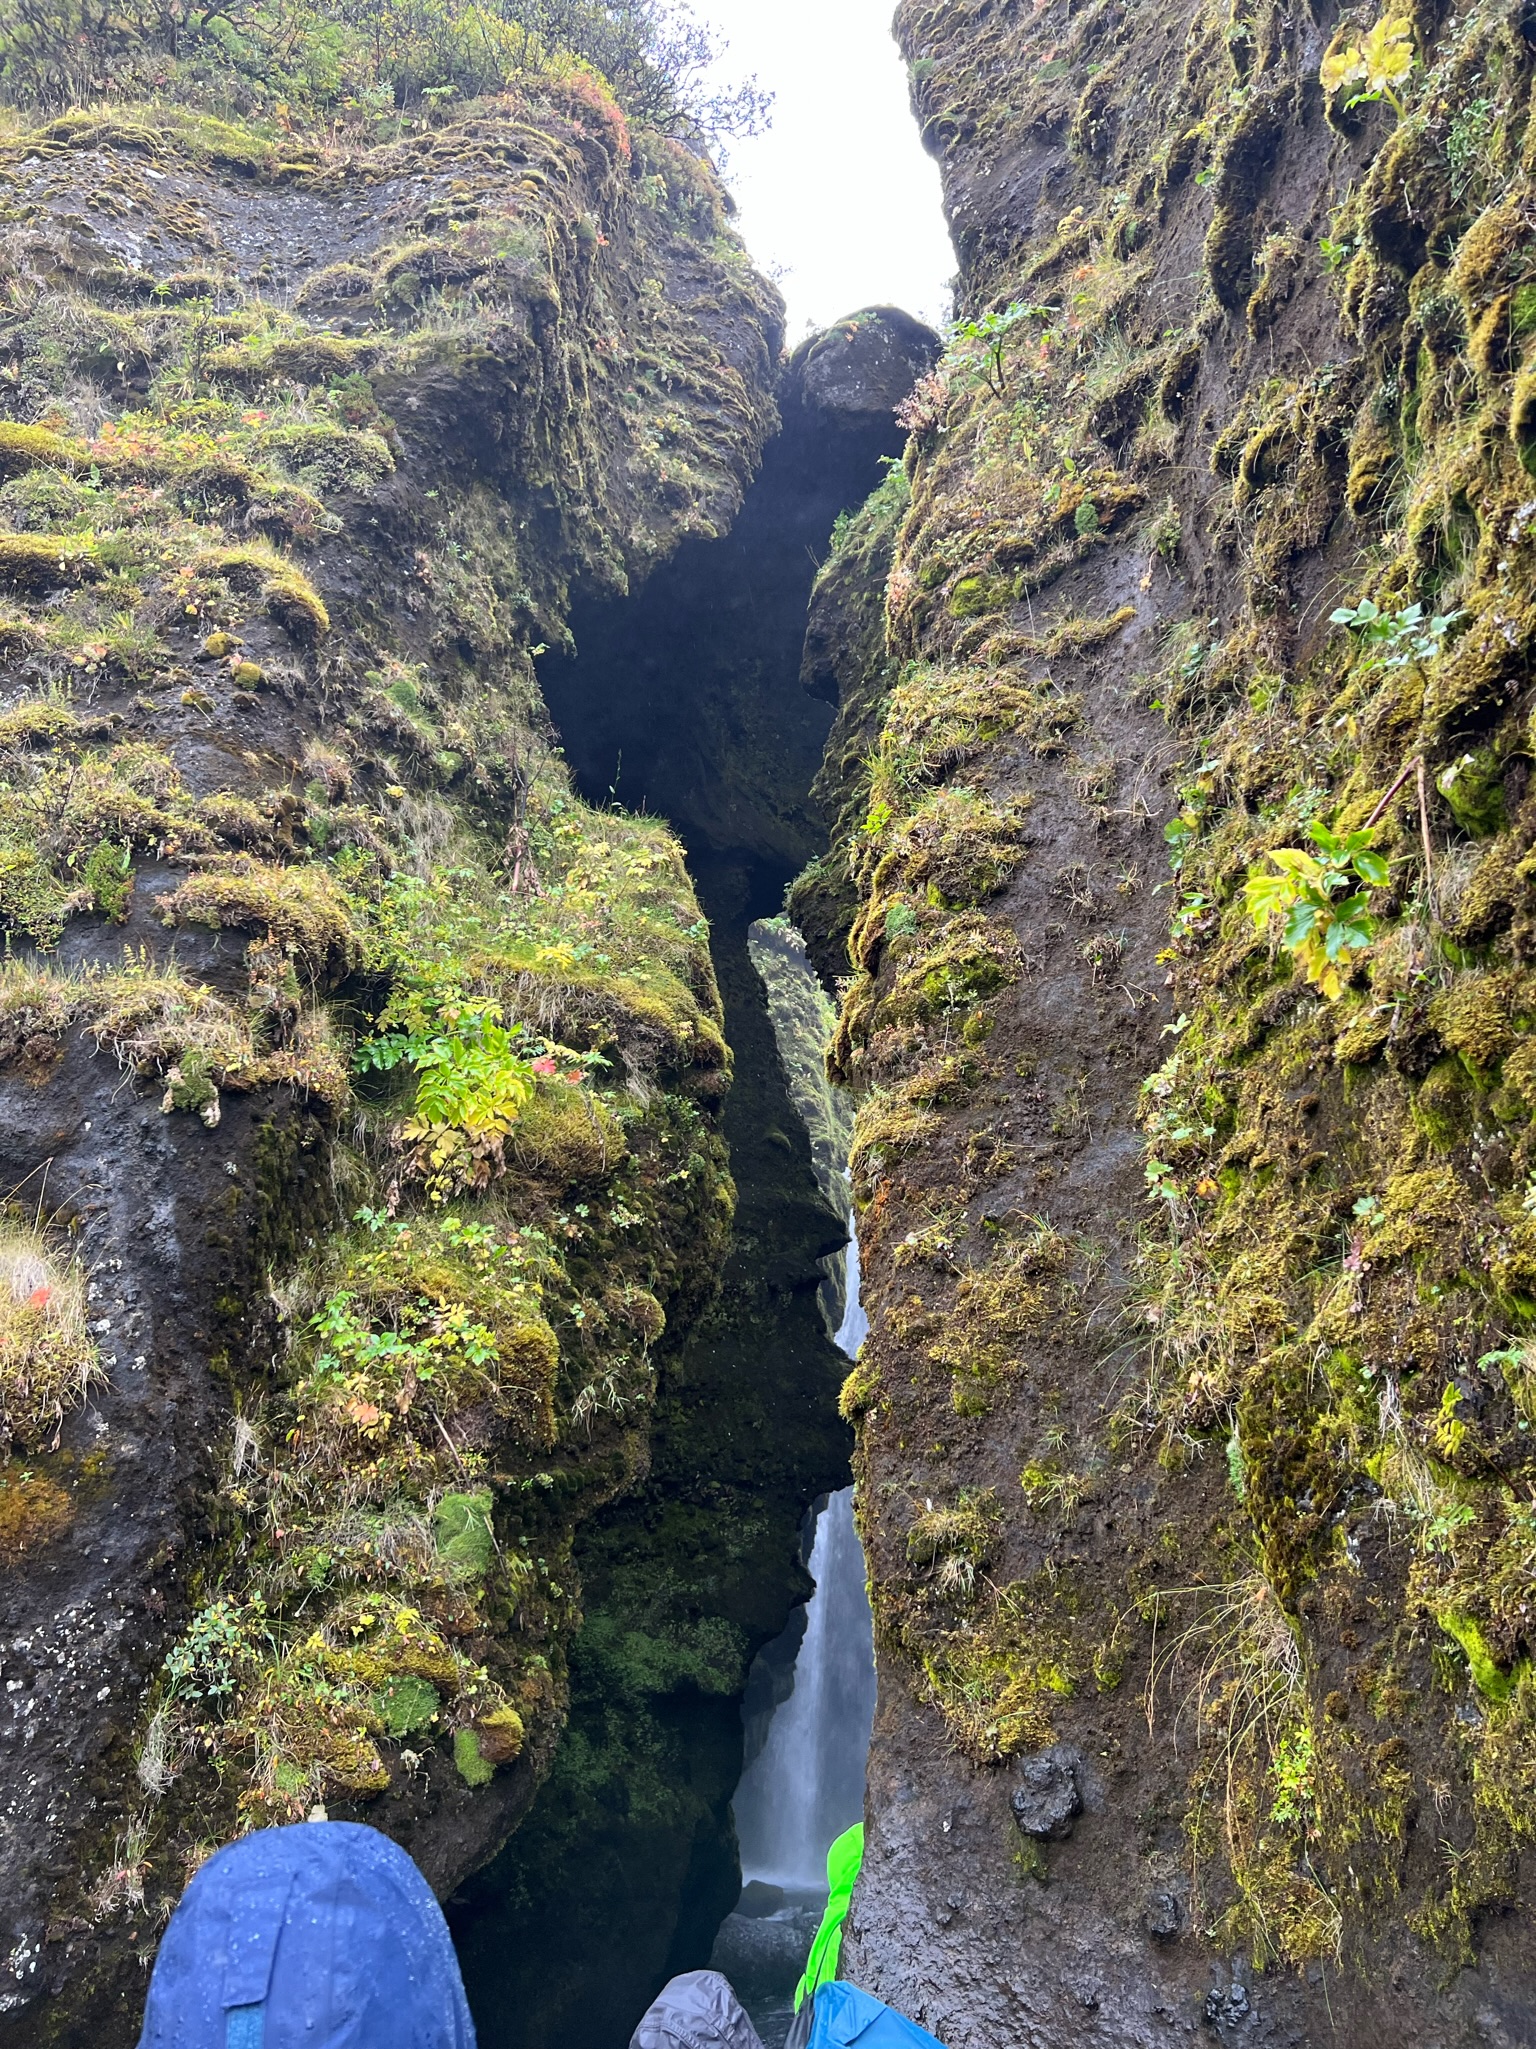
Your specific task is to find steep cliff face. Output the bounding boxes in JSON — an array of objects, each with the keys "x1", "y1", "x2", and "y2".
[
  {"x1": 543, "y1": 304, "x2": 940, "y2": 894},
  {"x1": 0, "y1": 80, "x2": 785, "y2": 2040},
  {"x1": 810, "y1": 2, "x2": 1536, "y2": 2042},
  {"x1": 449, "y1": 906, "x2": 852, "y2": 2049}
]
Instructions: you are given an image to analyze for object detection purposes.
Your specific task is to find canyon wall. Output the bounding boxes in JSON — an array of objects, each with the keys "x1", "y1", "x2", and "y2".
[
  {"x1": 0, "y1": 80, "x2": 794, "y2": 2040},
  {"x1": 808, "y1": 2, "x2": 1536, "y2": 2043}
]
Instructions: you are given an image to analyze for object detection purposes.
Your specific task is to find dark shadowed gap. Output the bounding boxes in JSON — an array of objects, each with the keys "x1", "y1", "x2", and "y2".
[{"x1": 447, "y1": 312, "x2": 936, "y2": 2049}]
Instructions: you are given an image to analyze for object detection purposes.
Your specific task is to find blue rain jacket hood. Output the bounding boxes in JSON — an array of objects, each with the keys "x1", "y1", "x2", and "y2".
[
  {"x1": 805, "y1": 1983, "x2": 944, "y2": 2049},
  {"x1": 138, "y1": 1822, "x2": 476, "y2": 2049}
]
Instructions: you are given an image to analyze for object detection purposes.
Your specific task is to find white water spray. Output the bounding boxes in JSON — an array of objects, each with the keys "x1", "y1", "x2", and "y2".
[{"x1": 731, "y1": 1230, "x2": 876, "y2": 1891}]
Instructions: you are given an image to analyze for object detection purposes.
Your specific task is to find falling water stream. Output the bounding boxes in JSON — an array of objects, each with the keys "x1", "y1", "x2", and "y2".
[{"x1": 710, "y1": 1227, "x2": 877, "y2": 2046}]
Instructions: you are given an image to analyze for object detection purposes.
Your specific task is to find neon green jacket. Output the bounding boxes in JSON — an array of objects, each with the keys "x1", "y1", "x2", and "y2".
[{"x1": 793, "y1": 1825, "x2": 865, "y2": 2014}]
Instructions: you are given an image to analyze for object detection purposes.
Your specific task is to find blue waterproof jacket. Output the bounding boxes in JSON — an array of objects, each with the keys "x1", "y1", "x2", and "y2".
[
  {"x1": 138, "y1": 1822, "x2": 476, "y2": 2049},
  {"x1": 805, "y1": 1982, "x2": 943, "y2": 2049}
]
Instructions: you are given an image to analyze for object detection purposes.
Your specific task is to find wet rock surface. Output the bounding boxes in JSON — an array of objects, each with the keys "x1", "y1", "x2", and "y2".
[
  {"x1": 449, "y1": 308, "x2": 935, "y2": 2049},
  {"x1": 449, "y1": 879, "x2": 851, "y2": 2049},
  {"x1": 1009, "y1": 1748, "x2": 1083, "y2": 1842},
  {"x1": 541, "y1": 306, "x2": 938, "y2": 879},
  {"x1": 0, "y1": 1048, "x2": 330, "y2": 2039},
  {"x1": 820, "y1": 0, "x2": 1536, "y2": 2041}
]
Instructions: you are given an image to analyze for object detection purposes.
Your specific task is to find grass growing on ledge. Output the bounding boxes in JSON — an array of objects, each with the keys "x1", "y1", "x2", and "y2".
[
  {"x1": 0, "y1": 1217, "x2": 103, "y2": 1450},
  {"x1": 0, "y1": 955, "x2": 350, "y2": 1110},
  {"x1": 157, "y1": 859, "x2": 361, "y2": 977},
  {"x1": 192, "y1": 544, "x2": 331, "y2": 642}
]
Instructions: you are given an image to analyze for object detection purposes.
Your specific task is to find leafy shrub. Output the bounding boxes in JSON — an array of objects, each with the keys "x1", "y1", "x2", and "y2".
[
  {"x1": 163, "y1": 1597, "x2": 261, "y2": 1706},
  {"x1": 0, "y1": 0, "x2": 770, "y2": 150},
  {"x1": 358, "y1": 1003, "x2": 544, "y2": 1199},
  {"x1": 296, "y1": 1209, "x2": 560, "y2": 1452},
  {"x1": 1243, "y1": 823, "x2": 1388, "y2": 1001}
]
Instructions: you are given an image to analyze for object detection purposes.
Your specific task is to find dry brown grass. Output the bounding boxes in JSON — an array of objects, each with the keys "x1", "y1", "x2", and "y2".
[{"x1": 0, "y1": 1221, "x2": 103, "y2": 1448}]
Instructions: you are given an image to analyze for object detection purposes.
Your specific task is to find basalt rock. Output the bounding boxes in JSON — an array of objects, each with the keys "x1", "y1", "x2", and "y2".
[
  {"x1": 1009, "y1": 1748, "x2": 1083, "y2": 1843},
  {"x1": 541, "y1": 305, "x2": 939, "y2": 882},
  {"x1": 448, "y1": 306, "x2": 936, "y2": 2049},
  {"x1": 816, "y1": 1, "x2": 1536, "y2": 2043},
  {"x1": 0, "y1": 80, "x2": 788, "y2": 2043}
]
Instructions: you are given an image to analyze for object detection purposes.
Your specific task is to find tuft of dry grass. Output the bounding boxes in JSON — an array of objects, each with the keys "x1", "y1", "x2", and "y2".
[{"x1": 0, "y1": 1220, "x2": 103, "y2": 1449}]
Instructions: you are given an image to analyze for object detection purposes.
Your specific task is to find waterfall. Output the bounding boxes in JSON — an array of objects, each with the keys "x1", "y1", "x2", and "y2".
[
  {"x1": 706, "y1": 932, "x2": 874, "y2": 2041},
  {"x1": 731, "y1": 1487, "x2": 875, "y2": 1890},
  {"x1": 733, "y1": 1224, "x2": 875, "y2": 1889},
  {"x1": 711, "y1": 1226, "x2": 876, "y2": 2041},
  {"x1": 833, "y1": 1224, "x2": 870, "y2": 1359}
]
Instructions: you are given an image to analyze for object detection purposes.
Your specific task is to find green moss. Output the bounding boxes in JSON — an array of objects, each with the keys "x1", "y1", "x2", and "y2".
[
  {"x1": 0, "y1": 695, "x2": 81, "y2": 749},
  {"x1": 256, "y1": 423, "x2": 395, "y2": 493},
  {"x1": 927, "y1": 1226, "x2": 1069, "y2": 1412},
  {"x1": 472, "y1": 1703, "x2": 526, "y2": 1763},
  {"x1": 1431, "y1": 743, "x2": 1505, "y2": 835},
  {"x1": 1347, "y1": 416, "x2": 1397, "y2": 515},
  {"x1": 156, "y1": 859, "x2": 360, "y2": 975},
  {"x1": 1438, "y1": 1611, "x2": 1525, "y2": 1703},
  {"x1": 374, "y1": 1674, "x2": 441, "y2": 1738},
  {"x1": 0, "y1": 1461, "x2": 74, "y2": 1561},
  {"x1": 83, "y1": 841, "x2": 133, "y2": 922},
  {"x1": 0, "y1": 533, "x2": 97, "y2": 590},
  {"x1": 194, "y1": 543, "x2": 330, "y2": 641},
  {"x1": 454, "y1": 1724, "x2": 497, "y2": 1786},
  {"x1": 508, "y1": 1085, "x2": 624, "y2": 1183},
  {"x1": 948, "y1": 571, "x2": 1014, "y2": 619},
  {"x1": 0, "y1": 422, "x2": 83, "y2": 479},
  {"x1": 839, "y1": 1356, "x2": 881, "y2": 1422}
]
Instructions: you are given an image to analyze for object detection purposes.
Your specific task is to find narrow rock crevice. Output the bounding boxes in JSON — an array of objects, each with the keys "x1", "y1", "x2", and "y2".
[{"x1": 448, "y1": 308, "x2": 938, "y2": 2049}]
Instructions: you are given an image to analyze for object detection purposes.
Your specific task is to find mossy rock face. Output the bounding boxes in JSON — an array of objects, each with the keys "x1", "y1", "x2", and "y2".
[
  {"x1": 0, "y1": 60, "x2": 788, "y2": 2027},
  {"x1": 0, "y1": 533, "x2": 97, "y2": 589},
  {"x1": 0, "y1": 422, "x2": 81, "y2": 479},
  {"x1": 803, "y1": 0, "x2": 1536, "y2": 2034}
]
